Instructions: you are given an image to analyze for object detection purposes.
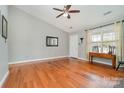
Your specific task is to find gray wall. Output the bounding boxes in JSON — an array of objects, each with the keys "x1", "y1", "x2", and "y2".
[
  {"x1": 8, "y1": 6, "x2": 69, "y2": 62},
  {"x1": 0, "y1": 6, "x2": 8, "y2": 82}
]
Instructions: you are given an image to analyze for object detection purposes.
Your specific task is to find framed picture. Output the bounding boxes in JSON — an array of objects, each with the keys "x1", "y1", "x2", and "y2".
[
  {"x1": 46, "y1": 36, "x2": 58, "y2": 47},
  {"x1": 2, "y1": 15, "x2": 8, "y2": 40}
]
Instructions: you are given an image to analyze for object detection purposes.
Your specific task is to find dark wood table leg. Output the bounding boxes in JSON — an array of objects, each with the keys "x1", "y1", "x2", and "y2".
[
  {"x1": 112, "y1": 57, "x2": 116, "y2": 69},
  {"x1": 91, "y1": 56, "x2": 93, "y2": 63},
  {"x1": 89, "y1": 55, "x2": 91, "y2": 63}
]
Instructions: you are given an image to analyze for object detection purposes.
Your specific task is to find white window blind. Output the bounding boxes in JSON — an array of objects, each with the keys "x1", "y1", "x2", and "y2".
[{"x1": 88, "y1": 24, "x2": 117, "y2": 54}]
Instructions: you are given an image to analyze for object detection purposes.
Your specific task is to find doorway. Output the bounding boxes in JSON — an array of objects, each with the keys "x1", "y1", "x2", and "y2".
[{"x1": 69, "y1": 34, "x2": 78, "y2": 58}]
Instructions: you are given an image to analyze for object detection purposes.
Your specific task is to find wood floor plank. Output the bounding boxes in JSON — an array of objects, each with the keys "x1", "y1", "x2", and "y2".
[{"x1": 2, "y1": 58, "x2": 124, "y2": 88}]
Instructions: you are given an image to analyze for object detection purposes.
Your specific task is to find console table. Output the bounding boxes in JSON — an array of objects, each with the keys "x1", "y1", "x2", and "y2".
[{"x1": 89, "y1": 52, "x2": 116, "y2": 69}]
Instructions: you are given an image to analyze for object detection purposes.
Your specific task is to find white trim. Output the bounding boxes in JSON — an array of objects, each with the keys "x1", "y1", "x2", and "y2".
[
  {"x1": 76, "y1": 57, "x2": 88, "y2": 61},
  {"x1": 0, "y1": 71, "x2": 9, "y2": 88},
  {"x1": 93, "y1": 60, "x2": 112, "y2": 66},
  {"x1": 76, "y1": 57, "x2": 112, "y2": 65},
  {"x1": 9, "y1": 56, "x2": 114, "y2": 66},
  {"x1": 9, "y1": 56, "x2": 69, "y2": 65}
]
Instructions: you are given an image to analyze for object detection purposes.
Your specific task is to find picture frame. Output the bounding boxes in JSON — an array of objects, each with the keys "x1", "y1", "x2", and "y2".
[
  {"x1": 46, "y1": 36, "x2": 58, "y2": 47},
  {"x1": 2, "y1": 15, "x2": 8, "y2": 40}
]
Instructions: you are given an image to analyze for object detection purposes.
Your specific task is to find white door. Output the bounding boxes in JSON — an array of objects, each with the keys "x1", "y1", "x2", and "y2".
[{"x1": 69, "y1": 34, "x2": 78, "y2": 58}]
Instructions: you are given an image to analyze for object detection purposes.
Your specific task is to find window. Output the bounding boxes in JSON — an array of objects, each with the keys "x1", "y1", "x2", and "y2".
[
  {"x1": 103, "y1": 32, "x2": 115, "y2": 41},
  {"x1": 90, "y1": 25, "x2": 116, "y2": 54},
  {"x1": 92, "y1": 34, "x2": 101, "y2": 42}
]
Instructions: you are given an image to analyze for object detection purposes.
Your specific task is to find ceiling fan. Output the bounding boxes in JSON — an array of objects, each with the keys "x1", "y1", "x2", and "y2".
[{"x1": 53, "y1": 5, "x2": 80, "y2": 19}]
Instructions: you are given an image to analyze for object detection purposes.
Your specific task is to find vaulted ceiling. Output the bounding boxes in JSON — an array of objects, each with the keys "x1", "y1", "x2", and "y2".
[{"x1": 15, "y1": 5, "x2": 124, "y2": 32}]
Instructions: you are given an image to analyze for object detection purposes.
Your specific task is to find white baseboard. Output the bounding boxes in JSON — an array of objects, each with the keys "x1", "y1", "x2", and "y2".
[
  {"x1": 76, "y1": 57, "x2": 88, "y2": 61},
  {"x1": 0, "y1": 71, "x2": 9, "y2": 88},
  {"x1": 9, "y1": 56, "x2": 69, "y2": 65},
  {"x1": 93, "y1": 60, "x2": 112, "y2": 65},
  {"x1": 76, "y1": 57, "x2": 112, "y2": 65}
]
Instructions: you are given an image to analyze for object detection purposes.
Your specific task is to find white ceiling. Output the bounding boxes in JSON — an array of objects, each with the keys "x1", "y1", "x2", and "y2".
[{"x1": 15, "y1": 5, "x2": 124, "y2": 33}]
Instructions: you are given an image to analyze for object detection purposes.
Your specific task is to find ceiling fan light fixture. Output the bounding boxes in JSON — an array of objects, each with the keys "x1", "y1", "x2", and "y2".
[
  {"x1": 63, "y1": 12, "x2": 68, "y2": 17},
  {"x1": 53, "y1": 5, "x2": 80, "y2": 19}
]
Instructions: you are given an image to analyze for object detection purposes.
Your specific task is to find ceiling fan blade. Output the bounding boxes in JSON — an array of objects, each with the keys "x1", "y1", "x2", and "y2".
[
  {"x1": 56, "y1": 13, "x2": 64, "y2": 18},
  {"x1": 65, "y1": 5, "x2": 71, "y2": 11},
  {"x1": 69, "y1": 10, "x2": 80, "y2": 13},
  {"x1": 67, "y1": 14, "x2": 71, "y2": 19},
  {"x1": 53, "y1": 8, "x2": 63, "y2": 12}
]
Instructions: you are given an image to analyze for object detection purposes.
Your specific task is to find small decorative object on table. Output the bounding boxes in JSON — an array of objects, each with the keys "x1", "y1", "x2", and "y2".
[
  {"x1": 108, "y1": 46, "x2": 112, "y2": 54},
  {"x1": 108, "y1": 45, "x2": 116, "y2": 54}
]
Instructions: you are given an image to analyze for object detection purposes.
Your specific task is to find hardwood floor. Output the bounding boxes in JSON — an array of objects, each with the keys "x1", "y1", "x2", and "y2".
[{"x1": 3, "y1": 58, "x2": 124, "y2": 88}]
